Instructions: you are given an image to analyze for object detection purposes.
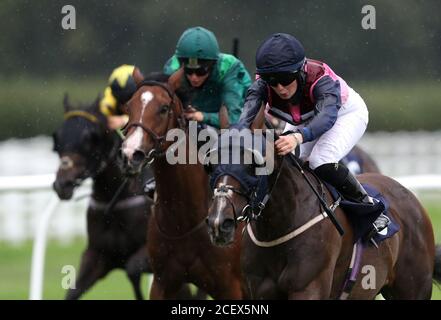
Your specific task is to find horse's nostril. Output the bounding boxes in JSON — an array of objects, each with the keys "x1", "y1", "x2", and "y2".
[
  {"x1": 220, "y1": 219, "x2": 235, "y2": 233},
  {"x1": 132, "y1": 149, "x2": 146, "y2": 165}
]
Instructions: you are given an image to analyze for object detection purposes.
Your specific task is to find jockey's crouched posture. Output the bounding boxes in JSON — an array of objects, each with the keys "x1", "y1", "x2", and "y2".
[
  {"x1": 98, "y1": 64, "x2": 160, "y2": 197},
  {"x1": 163, "y1": 26, "x2": 251, "y2": 128},
  {"x1": 238, "y1": 33, "x2": 390, "y2": 237},
  {"x1": 143, "y1": 26, "x2": 252, "y2": 195}
]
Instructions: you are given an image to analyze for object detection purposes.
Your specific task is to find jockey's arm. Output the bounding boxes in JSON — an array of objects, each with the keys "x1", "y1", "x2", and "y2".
[
  {"x1": 107, "y1": 114, "x2": 129, "y2": 130},
  {"x1": 200, "y1": 62, "x2": 251, "y2": 128},
  {"x1": 237, "y1": 79, "x2": 268, "y2": 128},
  {"x1": 299, "y1": 76, "x2": 341, "y2": 143},
  {"x1": 217, "y1": 62, "x2": 251, "y2": 126},
  {"x1": 100, "y1": 87, "x2": 129, "y2": 130}
]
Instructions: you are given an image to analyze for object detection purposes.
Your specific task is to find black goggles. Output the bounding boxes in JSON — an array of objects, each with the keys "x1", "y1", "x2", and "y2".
[
  {"x1": 260, "y1": 72, "x2": 298, "y2": 87},
  {"x1": 184, "y1": 66, "x2": 210, "y2": 76}
]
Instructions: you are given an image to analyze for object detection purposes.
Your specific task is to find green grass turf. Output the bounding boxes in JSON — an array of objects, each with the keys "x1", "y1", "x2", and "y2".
[
  {"x1": 0, "y1": 200, "x2": 440, "y2": 300},
  {"x1": 0, "y1": 238, "x2": 152, "y2": 300}
]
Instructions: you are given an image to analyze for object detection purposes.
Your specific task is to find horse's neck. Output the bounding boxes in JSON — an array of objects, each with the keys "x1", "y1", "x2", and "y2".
[
  {"x1": 92, "y1": 136, "x2": 138, "y2": 202},
  {"x1": 92, "y1": 161, "x2": 124, "y2": 200},
  {"x1": 152, "y1": 149, "x2": 209, "y2": 229},
  {"x1": 254, "y1": 160, "x2": 321, "y2": 241}
]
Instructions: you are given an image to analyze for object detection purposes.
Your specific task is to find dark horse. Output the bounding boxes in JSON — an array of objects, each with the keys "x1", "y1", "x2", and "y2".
[
  {"x1": 206, "y1": 121, "x2": 441, "y2": 299},
  {"x1": 121, "y1": 69, "x2": 244, "y2": 299},
  {"x1": 341, "y1": 145, "x2": 381, "y2": 174},
  {"x1": 52, "y1": 95, "x2": 153, "y2": 299}
]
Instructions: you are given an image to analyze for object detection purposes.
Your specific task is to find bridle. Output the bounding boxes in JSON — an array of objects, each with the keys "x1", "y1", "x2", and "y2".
[
  {"x1": 213, "y1": 183, "x2": 252, "y2": 224},
  {"x1": 62, "y1": 110, "x2": 121, "y2": 178},
  {"x1": 213, "y1": 162, "x2": 284, "y2": 225},
  {"x1": 123, "y1": 80, "x2": 186, "y2": 164}
]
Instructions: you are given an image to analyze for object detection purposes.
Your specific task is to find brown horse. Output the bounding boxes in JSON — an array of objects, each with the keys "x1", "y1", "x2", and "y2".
[
  {"x1": 120, "y1": 70, "x2": 244, "y2": 299},
  {"x1": 52, "y1": 95, "x2": 153, "y2": 299},
  {"x1": 206, "y1": 125, "x2": 441, "y2": 299}
]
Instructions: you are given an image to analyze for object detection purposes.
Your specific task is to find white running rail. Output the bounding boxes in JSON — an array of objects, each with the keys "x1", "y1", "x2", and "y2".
[{"x1": 0, "y1": 174, "x2": 91, "y2": 300}]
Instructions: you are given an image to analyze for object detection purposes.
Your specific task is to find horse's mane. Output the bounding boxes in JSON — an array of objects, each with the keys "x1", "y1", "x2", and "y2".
[
  {"x1": 143, "y1": 72, "x2": 170, "y2": 83},
  {"x1": 142, "y1": 71, "x2": 193, "y2": 108},
  {"x1": 84, "y1": 96, "x2": 108, "y2": 126},
  {"x1": 219, "y1": 122, "x2": 309, "y2": 178},
  {"x1": 62, "y1": 93, "x2": 110, "y2": 135}
]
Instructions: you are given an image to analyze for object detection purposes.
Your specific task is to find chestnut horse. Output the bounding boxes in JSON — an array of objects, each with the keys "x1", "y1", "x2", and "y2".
[
  {"x1": 52, "y1": 95, "x2": 153, "y2": 299},
  {"x1": 206, "y1": 125, "x2": 441, "y2": 299},
  {"x1": 120, "y1": 70, "x2": 244, "y2": 299}
]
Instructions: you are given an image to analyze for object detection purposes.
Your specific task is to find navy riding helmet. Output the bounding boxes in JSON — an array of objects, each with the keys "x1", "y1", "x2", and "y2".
[{"x1": 255, "y1": 33, "x2": 306, "y2": 74}]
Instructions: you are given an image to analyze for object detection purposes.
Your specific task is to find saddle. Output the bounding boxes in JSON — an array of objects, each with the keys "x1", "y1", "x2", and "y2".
[
  {"x1": 286, "y1": 156, "x2": 399, "y2": 244},
  {"x1": 325, "y1": 182, "x2": 399, "y2": 244}
]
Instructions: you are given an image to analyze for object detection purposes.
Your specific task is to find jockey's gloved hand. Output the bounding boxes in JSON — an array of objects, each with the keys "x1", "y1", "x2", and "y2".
[{"x1": 275, "y1": 131, "x2": 303, "y2": 155}]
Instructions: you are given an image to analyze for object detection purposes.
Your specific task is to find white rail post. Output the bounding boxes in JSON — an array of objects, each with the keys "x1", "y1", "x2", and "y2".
[{"x1": 29, "y1": 194, "x2": 60, "y2": 300}]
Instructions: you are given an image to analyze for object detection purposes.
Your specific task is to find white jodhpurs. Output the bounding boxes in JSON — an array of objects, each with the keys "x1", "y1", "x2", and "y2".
[{"x1": 284, "y1": 87, "x2": 369, "y2": 170}]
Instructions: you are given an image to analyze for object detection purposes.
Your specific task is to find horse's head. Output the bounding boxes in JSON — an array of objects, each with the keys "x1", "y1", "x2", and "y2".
[
  {"x1": 121, "y1": 70, "x2": 185, "y2": 174},
  {"x1": 52, "y1": 94, "x2": 116, "y2": 199},
  {"x1": 205, "y1": 127, "x2": 273, "y2": 246}
]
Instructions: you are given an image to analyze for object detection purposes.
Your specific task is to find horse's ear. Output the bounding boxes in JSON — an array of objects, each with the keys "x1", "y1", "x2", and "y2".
[
  {"x1": 250, "y1": 103, "x2": 266, "y2": 130},
  {"x1": 63, "y1": 93, "x2": 71, "y2": 112},
  {"x1": 168, "y1": 68, "x2": 184, "y2": 92},
  {"x1": 219, "y1": 105, "x2": 230, "y2": 129},
  {"x1": 132, "y1": 66, "x2": 145, "y2": 86}
]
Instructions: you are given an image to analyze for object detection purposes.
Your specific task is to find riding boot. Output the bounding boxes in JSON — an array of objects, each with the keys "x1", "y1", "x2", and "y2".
[
  {"x1": 338, "y1": 168, "x2": 374, "y2": 204},
  {"x1": 144, "y1": 177, "x2": 156, "y2": 199},
  {"x1": 314, "y1": 163, "x2": 390, "y2": 237}
]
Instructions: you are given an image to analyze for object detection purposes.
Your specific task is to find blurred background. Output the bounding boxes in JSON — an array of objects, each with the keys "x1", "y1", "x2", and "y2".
[{"x1": 0, "y1": 0, "x2": 440, "y2": 299}]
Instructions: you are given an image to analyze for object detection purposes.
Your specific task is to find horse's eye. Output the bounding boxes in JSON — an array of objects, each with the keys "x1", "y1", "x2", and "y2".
[{"x1": 159, "y1": 105, "x2": 170, "y2": 114}]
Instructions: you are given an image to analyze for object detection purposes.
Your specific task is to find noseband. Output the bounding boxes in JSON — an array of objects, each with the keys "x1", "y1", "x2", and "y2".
[
  {"x1": 213, "y1": 184, "x2": 253, "y2": 224},
  {"x1": 212, "y1": 157, "x2": 284, "y2": 224},
  {"x1": 124, "y1": 80, "x2": 185, "y2": 163}
]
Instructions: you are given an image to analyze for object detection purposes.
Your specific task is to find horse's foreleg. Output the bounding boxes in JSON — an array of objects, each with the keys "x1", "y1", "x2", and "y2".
[
  {"x1": 287, "y1": 284, "x2": 331, "y2": 300},
  {"x1": 149, "y1": 275, "x2": 184, "y2": 300},
  {"x1": 149, "y1": 276, "x2": 165, "y2": 299},
  {"x1": 213, "y1": 277, "x2": 243, "y2": 300},
  {"x1": 175, "y1": 284, "x2": 201, "y2": 299},
  {"x1": 65, "y1": 249, "x2": 110, "y2": 300},
  {"x1": 125, "y1": 246, "x2": 151, "y2": 300},
  {"x1": 287, "y1": 271, "x2": 334, "y2": 300},
  {"x1": 188, "y1": 270, "x2": 241, "y2": 300}
]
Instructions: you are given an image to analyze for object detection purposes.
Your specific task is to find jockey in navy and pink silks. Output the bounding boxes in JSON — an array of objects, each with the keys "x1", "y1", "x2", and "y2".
[{"x1": 239, "y1": 33, "x2": 390, "y2": 234}]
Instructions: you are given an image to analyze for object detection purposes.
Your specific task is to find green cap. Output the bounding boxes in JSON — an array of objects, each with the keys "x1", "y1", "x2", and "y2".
[{"x1": 175, "y1": 26, "x2": 220, "y2": 61}]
